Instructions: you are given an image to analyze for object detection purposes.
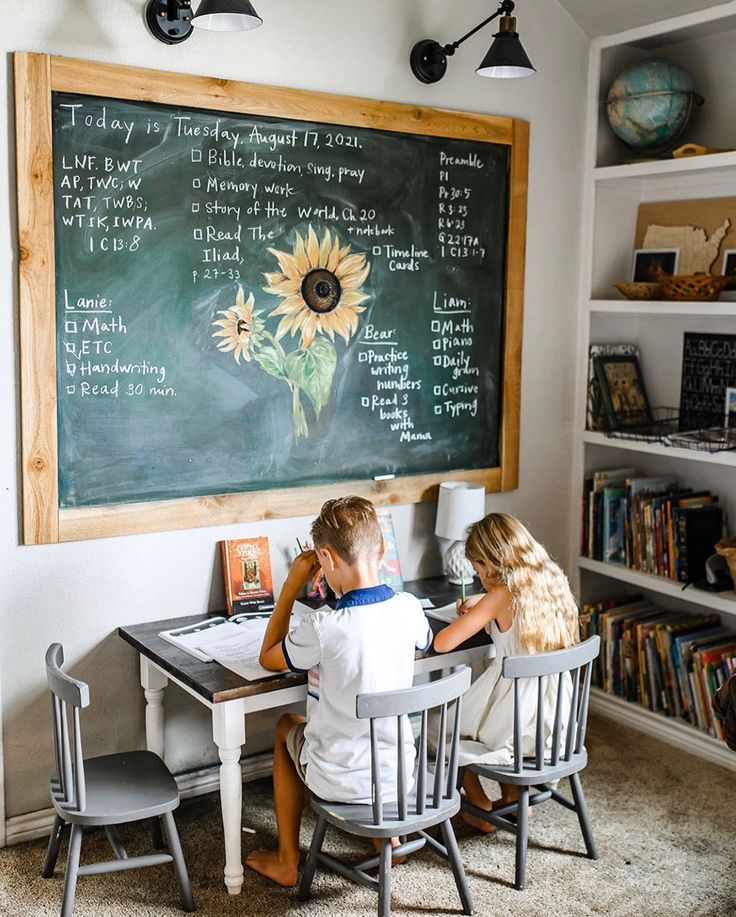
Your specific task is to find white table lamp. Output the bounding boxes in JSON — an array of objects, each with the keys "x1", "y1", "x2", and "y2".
[{"x1": 434, "y1": 481, "x2": 486, "y2": 585}]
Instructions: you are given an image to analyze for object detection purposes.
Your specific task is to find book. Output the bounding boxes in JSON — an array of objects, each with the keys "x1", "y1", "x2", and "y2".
[{"x1": 220, "y1": 537, "x2": 275, "y2": 616}]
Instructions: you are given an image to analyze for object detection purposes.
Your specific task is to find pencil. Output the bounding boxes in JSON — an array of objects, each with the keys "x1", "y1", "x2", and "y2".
[
  {"x1": 296, "y1": 538, "x2": 304, "y2": 553},
  {"x1": 461, "y1": 577, "x2": 466, "y2": 604}
]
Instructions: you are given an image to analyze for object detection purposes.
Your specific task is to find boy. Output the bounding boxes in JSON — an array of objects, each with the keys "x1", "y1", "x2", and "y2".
[{"x1": 245, "y1": 496, "x2": 432, "y2": 887}]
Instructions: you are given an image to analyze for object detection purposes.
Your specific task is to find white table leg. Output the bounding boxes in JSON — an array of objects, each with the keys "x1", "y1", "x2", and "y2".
[
  {"x1": 213, "y1": 702, "x2": 246, "y2": 895},
  {"x1": 140, "y1": 658, "x2": 168, "y2": 760}
]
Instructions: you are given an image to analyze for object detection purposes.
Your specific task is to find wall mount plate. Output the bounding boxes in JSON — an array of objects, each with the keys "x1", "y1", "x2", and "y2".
[
  {"x1": 146, "y1": 0, "x2": 194, "y2": 44},
  {"x1": 410, "y1": 39, "x2": 448, "y2": 84}
]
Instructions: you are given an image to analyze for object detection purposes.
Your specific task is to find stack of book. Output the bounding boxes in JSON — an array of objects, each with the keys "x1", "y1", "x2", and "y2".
[
  {"x1": 580, "y1": 594, "x2": 736, "y2": 740},
  {"x1": 581, "y1": 467, "x2": 728, "y2": 584}
]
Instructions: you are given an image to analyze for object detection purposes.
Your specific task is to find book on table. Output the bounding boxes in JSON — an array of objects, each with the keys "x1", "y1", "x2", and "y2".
[{"x1": 220, "y1": 536, "x2": 275, "y2": 616}]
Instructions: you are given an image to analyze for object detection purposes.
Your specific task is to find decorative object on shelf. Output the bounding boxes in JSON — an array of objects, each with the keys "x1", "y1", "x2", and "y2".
[
  {"x1": 586, "y1": 343, "x2": 639, "y2": 431},
  {"x1": 145, "y1": 0, "x2": 262, "y2": 45},
  {"x1": 636, "y1": 198, "x2": 735, "y2": 274},
  {"x1": 410, "y1": 0, "x2": 535, "y2": 84},
  {"x1": 679, "y1": 332, "x2": 736, "y2": 418},
  {"x1": 606, "y1": 58, "x2": 703, "y2": 155},
  {"x1": 721, "y1": 250, "x2": 736, "y2": 294},
  {"x1": 672, "y1": 143, "x2": 731, "y2": 158},
  {"x1": 434, "y1": 481, "x2": 485, "y2": 585},
  {"x1": 614, "y1": 282, "x2": 663, "y2": 301},
  {"x1": 701, "y1": 553, "x2": 733, "y2": 592},
  {"x1": 726, "y1": 388, "x2": 736, "y2": 427},
  {"x1": 716, "y1": 537, "x2": 736, "y2": 591},
  {"x1": 632, "y1": 248, "x2": 679, "y2": 282},
  {"x1": 657, "y1": 273, "x2": 728, "y2": 302},
  {"x1": 593, "y1": 354, "x2": 652, "y2": 431}
]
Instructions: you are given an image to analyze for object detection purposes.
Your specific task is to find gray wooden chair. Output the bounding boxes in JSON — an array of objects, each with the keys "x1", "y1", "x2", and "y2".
[
  {"x1": 460, "y1": 636, "x2": 600, "y2": 891},
  {"x1": 298, "y1": 666, "x2": 473, "y2": 917},
  {"x1": 43, "y1": 644, "x2": 195, "y2": 917}
]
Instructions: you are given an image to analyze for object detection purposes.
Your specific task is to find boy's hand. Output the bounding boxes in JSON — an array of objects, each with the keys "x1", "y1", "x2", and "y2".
[
  {"x1": 456, "y1": 593, "x2": 485, "y2": 616},
  {"x1": 285, "y1": 550, "x2": 321, "y2": 591}
]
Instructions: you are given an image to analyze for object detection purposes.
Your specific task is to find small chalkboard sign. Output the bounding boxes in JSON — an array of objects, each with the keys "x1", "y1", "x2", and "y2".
[{"x1": 679, "y1": 331, "x2": 736, "y2": 420}]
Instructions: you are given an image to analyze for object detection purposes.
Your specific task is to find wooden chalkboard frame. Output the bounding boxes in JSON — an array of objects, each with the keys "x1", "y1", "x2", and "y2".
[{"x1": 15, "y1": 52, "x2": 528, "y2": 544}]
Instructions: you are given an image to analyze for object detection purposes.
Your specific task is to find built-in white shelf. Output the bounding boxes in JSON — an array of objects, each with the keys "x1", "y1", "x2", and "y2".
[
  {"x1": 590, "y1": 688, "x2": 736, "y2": 772},
  {"x1": 593, "y1": 150, "x2": 736, "y2": 186},
  {"x1": 578, "y1": 556, "x2": 736, "y2": 616},
  {"x1": 588, "y1": 299, "x2": 736, "y2": 317},
  {"x1": 581, "y1": 431, "x2": 736, "y2": 466}
]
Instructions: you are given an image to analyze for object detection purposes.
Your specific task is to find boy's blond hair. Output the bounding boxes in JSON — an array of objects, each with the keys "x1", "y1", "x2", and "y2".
[
  {"x1": 465, "y1": 513, "x2": 579, "y2": 654},
  {"x1": 311, "y1": 496, "x2": 383, "y2": 565}
]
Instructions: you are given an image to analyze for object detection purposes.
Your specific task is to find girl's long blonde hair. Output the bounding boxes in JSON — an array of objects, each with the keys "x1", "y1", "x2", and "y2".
[{"x1": 465, "y1": 513, "x2": 579, "y2": 654}]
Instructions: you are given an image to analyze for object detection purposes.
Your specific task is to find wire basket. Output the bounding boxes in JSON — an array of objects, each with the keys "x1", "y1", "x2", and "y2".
[{"x1": 603, "y1": 407, "x2": 736, "y2": 451}]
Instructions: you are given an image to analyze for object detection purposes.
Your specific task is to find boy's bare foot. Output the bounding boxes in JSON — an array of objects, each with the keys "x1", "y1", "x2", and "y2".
[
  {"x1": 245, "y1": 849, "x2": 298, "y2": 887},
  {"x1": 461, "y1": 806, "x2": 497, "y2": 834},
  {"x1": 370, "y1": 837, "x2": 407, "y2": 866}
]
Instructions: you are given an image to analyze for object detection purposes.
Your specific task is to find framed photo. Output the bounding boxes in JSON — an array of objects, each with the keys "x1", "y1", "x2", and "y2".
[
  {"x1": 721, "y1": 249, "x2": 736, "y2": 293},
  {"x1": 726, "y1": 386, "x2": 736, "y2": 428},
  {"x1": 592, "y1": 354, "x2": 652, "y2": 430},
  {"x1": 632, "y1": 248, "x2": 679, "y2": 282}
]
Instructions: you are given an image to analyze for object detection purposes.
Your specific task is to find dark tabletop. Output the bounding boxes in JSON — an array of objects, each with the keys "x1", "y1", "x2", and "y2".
[{"x1": 118, "y1": 576, "x2": 489, "y2": 704}]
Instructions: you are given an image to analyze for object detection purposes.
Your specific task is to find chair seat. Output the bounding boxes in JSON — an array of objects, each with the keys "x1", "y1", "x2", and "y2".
[
  {"x1": 311, "y1": 788, "x2": 460, "y2": 839},
  {"x1": 51, "y1": 751, "x2": 179, "y2": 825},
  {"x1": 469, "y1": 749, "x2": 588, "y2": 785}
]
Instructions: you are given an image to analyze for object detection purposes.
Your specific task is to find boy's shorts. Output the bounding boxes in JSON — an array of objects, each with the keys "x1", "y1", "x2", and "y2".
[{"x1": 285, "y1": 720, "x2": 308, "y2": 782}]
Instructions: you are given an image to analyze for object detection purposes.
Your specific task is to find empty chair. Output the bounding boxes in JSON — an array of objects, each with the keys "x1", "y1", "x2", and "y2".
[
  {"x1": 460, "y1": 635, "x2": 600, "y2": 890},
  {"x1": 299, "y1": 666, "x2": 474, "y2": 917},
  {"x1": 43, "y1": 643, "x2": 195, "y2": 917}
]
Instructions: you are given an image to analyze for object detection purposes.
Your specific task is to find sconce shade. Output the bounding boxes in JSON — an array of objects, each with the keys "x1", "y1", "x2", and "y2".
[
  {"x1": 192, "y1": 0, "x2": 263, "y2": 31},
  {"x1": 434, "y1": 481, "x2": 486, "y2": 542},
  {"x1": 476, "y1": 28, "x2": 535, "y2": 78}
]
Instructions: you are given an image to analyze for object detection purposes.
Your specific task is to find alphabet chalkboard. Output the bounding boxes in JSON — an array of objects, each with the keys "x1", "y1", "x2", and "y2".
[{"x1": 16, "y1": 54, "x2": 528, "y2": 543}]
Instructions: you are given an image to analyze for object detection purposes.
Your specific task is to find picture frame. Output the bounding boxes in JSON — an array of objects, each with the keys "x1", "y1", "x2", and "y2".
[
  {"x1": 592, "y1": 354, "x2": 652, "y2": 431},
  {"x1": 721, "y1": 249, "x2": 736, "y2": 294},
  {"x1": 725, "y1": 386, "x2": 736, "y2": 428},
  {"x1": 632, "y1": 248, "x2": 680, "y2": 283}
]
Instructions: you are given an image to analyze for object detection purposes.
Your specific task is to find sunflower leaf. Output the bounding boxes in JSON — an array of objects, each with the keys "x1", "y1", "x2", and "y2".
[
  {"x1": 285, "y1": 338, "x2": 337, "y2": 418},
  {"x1": 253, "y1": 345, "x2": 287, "y2": 380}
]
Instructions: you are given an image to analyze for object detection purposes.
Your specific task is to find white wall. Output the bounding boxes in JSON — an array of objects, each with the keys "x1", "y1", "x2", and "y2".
[{"x1": 0, "y1": 0, "x2": 587, "y2": 820}]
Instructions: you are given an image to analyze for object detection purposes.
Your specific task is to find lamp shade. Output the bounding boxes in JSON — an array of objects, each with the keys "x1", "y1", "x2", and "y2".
[
  {"x1": 434, "y1": 481, "x2": 486, "y2": 542},
  {"x1": 476, "y1": 27, "x2": 535, "y2": 78},
  {"x1": 192, "y1": 0, "x2": 263, "y2": 31}
]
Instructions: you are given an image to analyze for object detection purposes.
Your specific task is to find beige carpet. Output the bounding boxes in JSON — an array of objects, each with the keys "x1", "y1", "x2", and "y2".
[{"x1": 1, "y1": 715, "x2": 735, "y2": 917}]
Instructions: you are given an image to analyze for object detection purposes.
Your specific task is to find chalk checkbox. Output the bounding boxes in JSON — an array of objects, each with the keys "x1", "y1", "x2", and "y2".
[
  {"x1": 64, "y1": 320, "x2": 78, "y2": 334},
  {"x1": 66, "y1": 385, "x2": 76, "y2": 395},
  {"x1": 434, "y1": 405, "x2": 442, "y2": 415},
  {"x1": 432, "y1": 339, "x2": 441, "y2": 350},
  {"x1": 192, "y1": 202, "x2": 200, "y2": 213},
  {"x1": 433, "y1": 356, "x2": 442, "y2": 366},
  {"x1": 431, "y1": 320, "x2": 440, "y2": 333},
  {"x1": 191, "y1": 149, "x2": 202, "y2": 163},
  {"x1": 433, "y1": 385, "x2": 441, "y2": 396},
  {"x1": 193, "y1": 228, "x2": 203, "y2": 240},
  {"x1": 192, "y1": 178, "x2": 201, "y2": 189}
]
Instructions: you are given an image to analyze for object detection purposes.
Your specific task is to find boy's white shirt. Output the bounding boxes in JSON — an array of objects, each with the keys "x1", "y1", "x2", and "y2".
[{"x1": 283, "y1": 585, "x2": 433, "y2": 805}]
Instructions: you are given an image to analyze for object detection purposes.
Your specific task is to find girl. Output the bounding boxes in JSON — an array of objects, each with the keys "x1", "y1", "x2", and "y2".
[{"x1": 433, "y1": 512, "x2": 579, "y2": 832}]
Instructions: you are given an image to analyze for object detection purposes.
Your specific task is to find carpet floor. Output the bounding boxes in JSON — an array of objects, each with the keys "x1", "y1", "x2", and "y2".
[{"x1": 1, "y1": 715, "x2": 735, "y2": 917}]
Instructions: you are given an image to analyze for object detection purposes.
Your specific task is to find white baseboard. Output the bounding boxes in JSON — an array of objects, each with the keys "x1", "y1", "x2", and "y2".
[{"x1": 3, "y1": 751, "x2": 274, "y2": 847}]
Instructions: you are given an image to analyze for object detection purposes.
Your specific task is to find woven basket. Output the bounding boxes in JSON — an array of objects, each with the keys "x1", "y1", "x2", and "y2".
[
  {"x1": 658, "y1": 273, "x2": 728, "y2": 302},
  {"x1": 614, "y1": 281, "x2": 663, "y2": 300},
  {"x1": 716, "y1": 536, "x2": 736, "y2": 584}
]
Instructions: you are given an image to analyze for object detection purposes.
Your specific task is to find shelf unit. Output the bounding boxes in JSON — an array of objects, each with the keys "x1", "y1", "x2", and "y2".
[{"x1": 573, "y1": 2, "x2": 736, "y2": 770}]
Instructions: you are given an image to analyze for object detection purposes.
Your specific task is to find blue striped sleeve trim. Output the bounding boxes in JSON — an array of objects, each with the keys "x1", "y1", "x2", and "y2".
[
  {"x1": 307, "y1": 690, "x2": 320, "y2": 701},
  {"x1": 418, "y1": 626, "x2": 433, "y2": 653},
  {"x1": 282, "y1": 638, "x2": 309, "y2": 674}
]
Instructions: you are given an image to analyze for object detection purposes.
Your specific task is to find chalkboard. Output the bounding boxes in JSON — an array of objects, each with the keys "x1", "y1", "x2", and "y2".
[
  {"x1": 16, "y1": 54, "x2": 528, "y2": 543},
  {"x1": 679, "y1": 332, "x2": 736, "y2": 417}
]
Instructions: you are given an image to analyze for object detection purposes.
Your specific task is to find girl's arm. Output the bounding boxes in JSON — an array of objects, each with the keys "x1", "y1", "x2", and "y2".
[{"x1": 433, "y1": 586, "x2": 512, "y2": 653}]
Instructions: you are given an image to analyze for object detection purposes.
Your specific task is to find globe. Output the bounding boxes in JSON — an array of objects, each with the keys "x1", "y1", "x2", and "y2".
[{"x1": 606, "y1": 59, "x2": 702, "y2": 154}]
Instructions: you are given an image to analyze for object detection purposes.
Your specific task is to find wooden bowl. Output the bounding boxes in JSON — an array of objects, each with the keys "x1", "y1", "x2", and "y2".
[
  {"x1": 614, "y1": 281, "x2": 663, "y2": 300},
  {"x1": 657, "y1": 273, "x2": 728, "y2": 301}
]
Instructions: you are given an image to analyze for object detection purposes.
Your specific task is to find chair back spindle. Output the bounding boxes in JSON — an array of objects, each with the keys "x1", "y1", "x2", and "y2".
[{"x1": 356, "y1": 667, "x2": 472, "y2": 828}]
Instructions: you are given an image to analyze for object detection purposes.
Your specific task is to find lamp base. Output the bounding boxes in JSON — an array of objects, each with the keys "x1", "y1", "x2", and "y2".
[
  {"x1": 442, "y1": 540, "x2": 476, "y2": 585},
  {"x1": 410, "y1": 39, "x2": 448, "y2": 84}
]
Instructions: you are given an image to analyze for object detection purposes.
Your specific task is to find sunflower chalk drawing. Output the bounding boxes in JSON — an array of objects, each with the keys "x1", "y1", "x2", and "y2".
[{"x1": 211, "y1": 225, "x2": 371, "y2": 439}]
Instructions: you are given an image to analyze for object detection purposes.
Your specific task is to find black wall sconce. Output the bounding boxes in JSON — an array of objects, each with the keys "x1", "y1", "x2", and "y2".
[
  {"x1": 410, "y1": 0, "x2": 535, "y2": 83},
  {"x1": 146, "y1": 0, "x2": 262, "y2": 44}
]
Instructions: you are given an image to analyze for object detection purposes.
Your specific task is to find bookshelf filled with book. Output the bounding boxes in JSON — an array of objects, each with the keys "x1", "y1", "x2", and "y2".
[{"x1": 573, "y1": 2, "x2": 736, "y2": 771}]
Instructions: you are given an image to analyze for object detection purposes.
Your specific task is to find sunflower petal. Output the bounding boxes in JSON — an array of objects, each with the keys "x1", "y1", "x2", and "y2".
[
  {"x1": 270, "y1": 295, "x2": 307, "y2": 317},
  {"x1": 300, "y1": 311, "x2": 318, "y2": 348},
  {"x1": 268, "y1": 247, "x2": 301, "y2": 283},
  {"x1": 306, "y1": 225, "x2": 320, "y2": 269},
  {"x1": 335, "y1": 253, "x2": 367, "y2": 280},
  {"x1": 341, "y1": 261, "x2": 371, "y2": 290},
  {"x1": 262, "y1": 277, "x2": 301, "y2": 296},
  {"x1": 274, "y1": 315, "x2": 297, "y2": 340},
  {"x1": 326, "y1": 236, "x2": 343, "y2": 273},
  {"x1": 319, "y1": 229, "x2": 332, "y2": 268},
  {"x1": 293, "y1": 231, "x2": 310, "y2": 276},
  {"x1": 235, "y1": 285, "x2": 245, "y2": 308},
  {"x1": 340, "y1": 290, "x2": 370, "y2": 307}
]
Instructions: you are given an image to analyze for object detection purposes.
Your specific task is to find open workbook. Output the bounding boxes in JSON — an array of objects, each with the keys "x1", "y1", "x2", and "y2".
[{"x1": 158, "y1": 604, "x2": 316, "y2": 681}]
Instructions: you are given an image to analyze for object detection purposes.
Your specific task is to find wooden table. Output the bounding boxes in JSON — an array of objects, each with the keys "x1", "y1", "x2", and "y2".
[{"x1": 118, "y1": 577, "x2": 489, "y2": 895}]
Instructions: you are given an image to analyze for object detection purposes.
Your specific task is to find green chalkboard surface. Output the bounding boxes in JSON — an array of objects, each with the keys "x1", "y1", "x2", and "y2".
[{"x1": 52, "y1": 91, "x2": 509, "y2": 508}]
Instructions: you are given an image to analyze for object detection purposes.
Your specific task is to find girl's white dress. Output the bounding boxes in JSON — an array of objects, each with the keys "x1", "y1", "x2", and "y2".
[{"x1": 456, "y1": 617, "x2": 572, "y2": 768}]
